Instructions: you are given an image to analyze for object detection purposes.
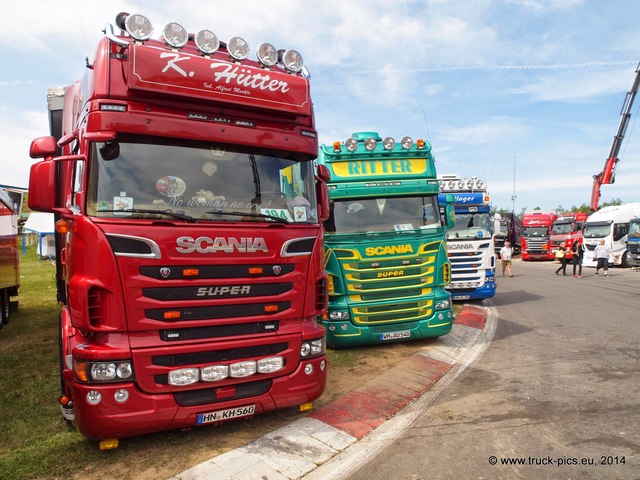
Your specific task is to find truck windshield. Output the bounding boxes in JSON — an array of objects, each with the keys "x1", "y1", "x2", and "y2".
[
  {"x1": 629, "y1": 220, "x2": 640, "y2": 238},
  {"x1": 523, "y1": 226, "x2": 548, "y2": 237},
  {"x1": 446, "y1": 212, "x2": 491, "y2": 240},
  {"x1": 582, "y1": 223, "x2": 611, "y2": 238},
  {"x1": 324, "y1": 196, "x2": 441, "y2": 234},
  {"x1": 551, "y1": 222, "x2": 573, "y2": 235},
  {"x1": 85, "y1": 135, "x2": 317, "y2": 224}
]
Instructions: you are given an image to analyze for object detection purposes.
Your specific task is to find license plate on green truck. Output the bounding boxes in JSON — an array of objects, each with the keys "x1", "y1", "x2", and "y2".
[{"x1": 380, "y1": 331, "x2": 411, "y2": 341}]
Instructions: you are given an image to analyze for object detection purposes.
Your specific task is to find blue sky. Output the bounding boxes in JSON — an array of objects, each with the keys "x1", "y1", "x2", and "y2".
[{"x1": 2, "y1": 0, "x2": 640, "y2": 212}]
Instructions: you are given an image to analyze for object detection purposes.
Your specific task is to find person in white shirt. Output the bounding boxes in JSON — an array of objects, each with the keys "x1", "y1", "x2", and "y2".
[
  {"x1": 499, "y1": 241, "x2": 513, "y2": 277},
  {"x1": 593, "y1": 239, "x2": 616, "y2": 277}
]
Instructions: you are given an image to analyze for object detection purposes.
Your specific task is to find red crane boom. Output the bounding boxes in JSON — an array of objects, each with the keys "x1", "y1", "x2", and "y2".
[{"x1": 590, "y1": 60, "x2": 640, "y2": 211}]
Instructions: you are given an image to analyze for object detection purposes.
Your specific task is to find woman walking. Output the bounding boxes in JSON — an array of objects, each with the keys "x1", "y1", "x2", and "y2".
[{"x1": 555, "y1": 242, "x2": 569, "y2": 276}]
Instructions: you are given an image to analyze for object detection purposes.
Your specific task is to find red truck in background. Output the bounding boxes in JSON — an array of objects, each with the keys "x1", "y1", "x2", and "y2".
[
  {"x1": 521, "y1": 211, "x2": 558, "y2": 261},
  {"x1": 550, "y1": 212, "x2": 589, "y2": 259},
  {"x1": 0, "y1": 187, "x2": 21, "y2": 329},
  {"x1": 27, "y1": 13, "x2": 330, "y2": 449}
]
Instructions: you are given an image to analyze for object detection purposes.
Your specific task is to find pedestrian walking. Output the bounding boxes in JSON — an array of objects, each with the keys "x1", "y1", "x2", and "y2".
[
  {"x1": 571, "y1": 238, "x2": 584, "y2": 278},
  {"x1": 554, "y1": 241, "x2": 569, "y2": 276},
  {"x1": 594, "y1": 239, "x2": 616, "y2": 276},
  {"x1": 499, "y1": 241, "x2": 513, "y2": 277}
]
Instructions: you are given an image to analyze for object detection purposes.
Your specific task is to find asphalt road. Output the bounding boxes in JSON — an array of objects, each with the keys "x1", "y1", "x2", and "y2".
[{"x1": 336, "y1": 258, "x2": 640, "y2": 480}]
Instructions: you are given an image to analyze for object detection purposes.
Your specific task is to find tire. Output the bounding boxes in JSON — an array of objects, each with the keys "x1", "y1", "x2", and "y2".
[
  {"x1": 621, "y1": 251, "x2": 630, "y2": 268},
  {"x1": 0, "y1": 290, "x2": 9, "y2": 326}
]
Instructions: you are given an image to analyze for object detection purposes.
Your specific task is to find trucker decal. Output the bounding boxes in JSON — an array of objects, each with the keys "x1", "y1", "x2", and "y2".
[
  {"x1": 364, "y1": 244, "x2": 414, "y2": 256},
  {"x1": 176, "y1": 236, "x2": 268, "y2": 253},
  {"x1": 331, "y1": 158, "x2": 426, "y2": 178},
  {"x1": 130, "y1": 45, "x2": 310, "y2": 112}
]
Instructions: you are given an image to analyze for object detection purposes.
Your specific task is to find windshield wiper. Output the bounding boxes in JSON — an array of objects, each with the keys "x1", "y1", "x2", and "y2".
[
  {"x1": 206, "y1": 210, "x2": 289, "y2": 224},
  {"x1": 100, "y1": 209, "x2": 196, "y2": 223}
]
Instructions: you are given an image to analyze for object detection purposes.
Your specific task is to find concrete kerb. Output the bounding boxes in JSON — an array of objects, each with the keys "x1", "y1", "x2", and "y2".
[{"x1": 169, "y1": 304, "x2": 494, "y2": 480}]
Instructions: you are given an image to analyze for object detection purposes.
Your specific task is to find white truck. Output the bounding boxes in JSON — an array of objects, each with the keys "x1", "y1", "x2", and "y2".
[{"x1": 582, "y1": 202, "x2": 640, "y2": 268}]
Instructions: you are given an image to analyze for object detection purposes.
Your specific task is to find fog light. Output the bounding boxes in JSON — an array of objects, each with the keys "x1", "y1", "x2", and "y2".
[
  {"x1": 201, "y1": 365, "x2": 229, "y2": 382},
  {"x1": 304, "y1": 364, "x2": 314, "y2": 375},
  {"x1": 86, "y1": 390, "x2": 102, "y2": 405},
  {"x1": 340, "y1": 323, "x2": 348, "y2": 331},
  {"x1": 230, "y1": 361, "x2": 257, "y2": 378},
  {"x1": 257, "y1": 356, "x2": 284, "y2": 373},
  {"x1": 169, "y1": 368, "x2": 200, "y2": 386},
  {"x1": 114, "y1": 389, "x2": 129, "y2": 403}
]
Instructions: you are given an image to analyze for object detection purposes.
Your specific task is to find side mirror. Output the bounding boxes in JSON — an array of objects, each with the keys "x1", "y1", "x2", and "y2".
[
  {"x1": 29, "y1": 136, "x2": 58, "y2": 159},
  {"x1": 28, "y1": 160, "x2": 57, "y2": 212},
  {"x1": 444, "y1": 204, "x2": 455, "y2": 229},
  {"x1": 315, "y1": 164, "x2": 331, "y2": 222}
]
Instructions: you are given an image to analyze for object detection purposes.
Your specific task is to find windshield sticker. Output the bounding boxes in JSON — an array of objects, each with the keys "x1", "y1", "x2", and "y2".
[
  {"x1": 113, "y1": 193, "x2": 133, "y2": 216},
  {"x1": 156, "y1": 176, "x2": 186, "y2": 197},
  {"x1": 260, "y1": 208, "x2": 293, "y2": 222}
]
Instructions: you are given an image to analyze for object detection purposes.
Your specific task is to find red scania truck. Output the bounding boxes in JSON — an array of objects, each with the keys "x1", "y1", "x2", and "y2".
[
  {"x1": 28, "y1": 13, "x2": 330, "y2": 449},
  {"x1": 521, "y1": 210, "x2": 558, "y2": 261}
]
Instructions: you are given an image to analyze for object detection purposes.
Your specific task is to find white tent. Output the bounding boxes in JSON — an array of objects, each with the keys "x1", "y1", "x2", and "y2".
[{"x1": 22, "y1": 212, "x2": 56, "y2": 258}]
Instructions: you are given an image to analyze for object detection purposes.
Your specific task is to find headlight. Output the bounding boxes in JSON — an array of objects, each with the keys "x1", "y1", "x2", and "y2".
[
  {"x1": 281, "y1": 49, "x2": 304, "y2": 73},
  {"x1": 228, "y1": 36, "x2": 250, "y2": 61},
  {"x1": 125, "y1": 14, "x2": 153, "y2": 42},
  {"x1": 363, "y1": 137, "x2": 377, "y2": 151},
  {"x1": 328, "y1": 311, "x2": 349, "y2": 320},
  {"x1": 169, "y1": 368, "x2": 200, "y2": 386},
  {"x1": 195, "y1": 30, "x2": 220, "y2": 55},
  {"x1": 75, "y1": 360, "x2": 134, "y2": 383},
  {"x1": 382, "y1": 137, "x2": 395, "y2": 150},
  {"x1": 435, "y1": 298, "x2": 451, "y2": 310},
  {"x1": 301, "y1": 338, "x2": 325, "y2": 358},
  {"x1": 257, "y1": 43, "x2": 278, "y2": 67},
  {"x1": 345, "y1": 137, "x2": 358, "y2": 152},
  {"x1": 163, "y1": 22, "x2": 188, "y2": 49}
]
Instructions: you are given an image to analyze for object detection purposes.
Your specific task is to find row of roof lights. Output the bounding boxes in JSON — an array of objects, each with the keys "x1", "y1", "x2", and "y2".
[
  {"x1": 120, "y1": 13, "x2": 304, "y2": 73},
  {"x1": 439, "y1": 177, "x2": 486, "y2": 191},
  {"x1": 334, "y1": 136, "x2": 425, "y2": 153}
]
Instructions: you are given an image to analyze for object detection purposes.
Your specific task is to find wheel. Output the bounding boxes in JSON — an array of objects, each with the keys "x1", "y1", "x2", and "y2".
[
  {"x1": 0, "y1": 290, "x2": 9, "y2": 326},
  {"x1": 621, "y1": 251, "x2": 630, "y2": 268}
]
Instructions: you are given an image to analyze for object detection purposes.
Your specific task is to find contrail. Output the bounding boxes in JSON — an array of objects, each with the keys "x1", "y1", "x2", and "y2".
[{"x1": 337, "y1": 60, "x2": 636, "y2": 76}]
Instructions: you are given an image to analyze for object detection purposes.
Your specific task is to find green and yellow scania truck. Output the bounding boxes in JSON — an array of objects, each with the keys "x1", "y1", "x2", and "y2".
[{"x1": 317, "y1": 132, "x2": 455, "y2": 348}]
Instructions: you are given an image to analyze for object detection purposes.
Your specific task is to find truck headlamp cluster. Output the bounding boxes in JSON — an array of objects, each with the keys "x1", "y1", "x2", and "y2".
[
  {"x1": 439, "y1": 176, "x2": 486, "y2": 192},
  {"x1": 336, "y1": 135, "x2": 425, "y2": 153},
  {"x1": 114, "y1": 12, "x2": 304, "y2": 73},
  {"x1": 74, "y1": 359, "x2": 134, "y2": 384},
  {"x1": 168, "y1": 357, "x2": 286, "y2": 386}
]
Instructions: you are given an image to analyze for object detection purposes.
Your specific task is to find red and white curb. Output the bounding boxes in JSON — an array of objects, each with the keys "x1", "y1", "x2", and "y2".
[{"x1": 169, "y1": 305, "x2": 492, "y2": 480}]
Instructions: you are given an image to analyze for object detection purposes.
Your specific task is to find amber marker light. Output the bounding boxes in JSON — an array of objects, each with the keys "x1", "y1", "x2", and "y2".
[
  {"x1": 417, "y1": 138, "x2": 426, "y2": 149},
  {"x1": 182, "y1": 268, "x2": 199, "y2": 277},
  {"x1": 249, "y1": 267, "x2": 263, "y2": 274},
  {"x1": 333, "y1": 141, "x2": 341, "y2": 153},
  {"x1": 55, "y1": 219, "x2": 70, "y2": 234},
  {"x1": 264, "y1": 304, "x2": 279, "y2": 313},
  {"x1": 164, "y1": 311, "x2": 181, "y2": 320}
]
